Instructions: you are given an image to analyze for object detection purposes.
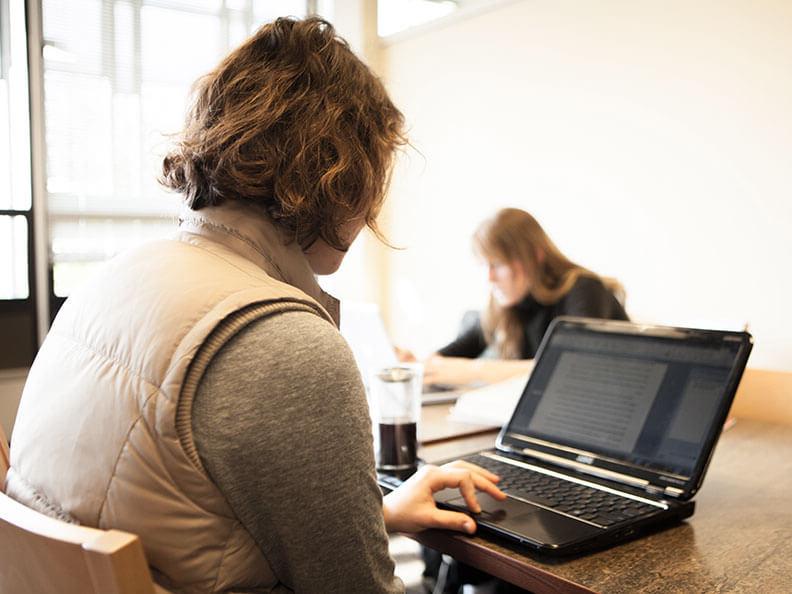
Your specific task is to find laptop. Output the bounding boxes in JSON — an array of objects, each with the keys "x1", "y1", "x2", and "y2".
[
  {"x1": 381, "y1": 317, "x2": 752, "y2": 555},
  {"x1": 340, "y1": 302, "x2": 462, "y2": 405},
  {"x1": 340, "y1": 302, "x2": 399, "y2": 386}
]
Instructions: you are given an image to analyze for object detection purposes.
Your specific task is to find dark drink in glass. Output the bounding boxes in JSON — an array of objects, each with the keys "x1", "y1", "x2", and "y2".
[
  {"x1": 370, "y1": 366, "x2": 421, "y2": 475},
  {"x1": 377, "y1": 421, "x2": 417, "y2": 471}
]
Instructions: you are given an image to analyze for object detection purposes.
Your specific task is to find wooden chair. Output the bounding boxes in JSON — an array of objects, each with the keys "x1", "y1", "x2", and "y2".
[
  {"x1": 0, "y1": 424, "x2": 169, "y2": 594},
  {"x1": 731, "y1": 368, "x2": 792, "y2": 427},
  {"x1": 0, "y1": 422, "x2": 9, "y2": 487}
]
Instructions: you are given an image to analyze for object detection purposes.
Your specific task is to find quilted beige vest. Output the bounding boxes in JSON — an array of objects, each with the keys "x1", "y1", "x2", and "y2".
[{"x1": 5, "y1": 202, "x2": 339, "y2": 593}]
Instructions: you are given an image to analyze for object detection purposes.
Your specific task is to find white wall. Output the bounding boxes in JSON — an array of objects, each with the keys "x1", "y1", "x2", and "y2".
[{"x1": 379, "y1": 0, "x2": 792, "y2": 369}]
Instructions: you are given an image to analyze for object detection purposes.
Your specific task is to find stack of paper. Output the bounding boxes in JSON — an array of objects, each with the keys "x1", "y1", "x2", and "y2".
[{"x1": 448, "y1": 373, "x2": 531, "y2": 427}]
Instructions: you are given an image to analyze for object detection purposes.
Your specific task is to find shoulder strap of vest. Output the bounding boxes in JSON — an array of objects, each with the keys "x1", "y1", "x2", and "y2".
[{"x1": 176, "y1": 300, "x2": 327, "y2": 470}]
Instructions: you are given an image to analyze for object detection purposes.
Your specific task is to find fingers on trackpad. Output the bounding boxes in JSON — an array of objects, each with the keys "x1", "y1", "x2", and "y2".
[
  {"x1": 446, "y1": 493, "x2": 600, "y2": 546},
  {"x1": 448, "y1": 493, "x2": 536, "y2": 521}
]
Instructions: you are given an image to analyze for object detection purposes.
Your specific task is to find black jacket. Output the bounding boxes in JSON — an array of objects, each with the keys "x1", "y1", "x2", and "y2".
[{"x1": 437, "y1": 276, "x2": 628, "y2": 359}]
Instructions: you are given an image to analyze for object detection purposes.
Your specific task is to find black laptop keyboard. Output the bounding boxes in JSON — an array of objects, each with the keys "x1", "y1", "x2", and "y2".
[{"x1": 465, "y1": 454, "x2": 660, "y2": 527}]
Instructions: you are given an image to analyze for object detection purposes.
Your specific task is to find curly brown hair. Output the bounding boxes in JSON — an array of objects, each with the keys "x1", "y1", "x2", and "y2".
[{"x1": 160, "y1": 17, "x2": 406, "y2": 250}]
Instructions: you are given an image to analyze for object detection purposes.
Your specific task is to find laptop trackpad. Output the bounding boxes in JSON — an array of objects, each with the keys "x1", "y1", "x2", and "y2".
[{"x1": 446, "y1": 493, "x2": 601, "y2": 547}]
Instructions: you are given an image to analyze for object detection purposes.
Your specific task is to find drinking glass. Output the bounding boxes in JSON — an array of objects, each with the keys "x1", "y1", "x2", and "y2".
[{"x1": 370, "y1": 366, "x2": 422, "y2": 474}]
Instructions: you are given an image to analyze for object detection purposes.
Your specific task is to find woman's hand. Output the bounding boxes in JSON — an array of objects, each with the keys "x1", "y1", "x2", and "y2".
[
  {"x1": 423, "y1": 355, "x2": 534, "y2": 387},
  {"x1": 394, "y1": 346, "x2": 417, "y2": 363},
  {"x1": 382, "y1": 460, "x2": 506, "y2": 535}
]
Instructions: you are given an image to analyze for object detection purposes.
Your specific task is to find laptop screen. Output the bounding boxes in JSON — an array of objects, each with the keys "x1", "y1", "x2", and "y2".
[{"x1": 502, "y1": 319, "x2": 750, "y2": 483}]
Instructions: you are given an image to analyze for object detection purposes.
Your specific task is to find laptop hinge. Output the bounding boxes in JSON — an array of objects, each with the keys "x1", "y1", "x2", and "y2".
[{"x1": 636, "y1": 483, "x2": 684, "y2": 499}]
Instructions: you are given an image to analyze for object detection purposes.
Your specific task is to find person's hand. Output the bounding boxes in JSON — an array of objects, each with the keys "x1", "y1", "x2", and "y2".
[
  {"x1": 382, "y1": 460, "x2": 506, "y2": 535},
  {"x1": 394, "y1": 346, "x2": 417, "y2": 363},
  {"x1": 423, "y1": 355, "x2": 534, "y2": 387}
]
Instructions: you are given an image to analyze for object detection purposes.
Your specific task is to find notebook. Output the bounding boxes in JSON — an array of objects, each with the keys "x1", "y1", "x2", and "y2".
[{"x1": 381, "y1": 317, "x2": 752, "y2": 555}]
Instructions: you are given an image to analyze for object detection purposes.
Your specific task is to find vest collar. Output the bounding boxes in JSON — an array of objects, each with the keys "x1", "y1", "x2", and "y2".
[{"x1": 178, "y1": 202, "x2": 341, "y2": 326}]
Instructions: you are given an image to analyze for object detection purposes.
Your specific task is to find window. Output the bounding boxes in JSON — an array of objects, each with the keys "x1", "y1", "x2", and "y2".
[
  {"x1": 3, "y1": 0, "x2": 342, "y2": 370},
  {"x1": 378, "y1": 0, "x2": 457, "y2": 37},
  {"x1": 0, "y1": 0, "x2": 37, "y2": 369},
  {"x1": 39, "y1": 0, "x2": 311, "y2": 311}
]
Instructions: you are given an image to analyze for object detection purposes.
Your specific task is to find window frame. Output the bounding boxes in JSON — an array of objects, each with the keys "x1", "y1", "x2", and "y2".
[{"x1": 0, "y1": 0, "x2": 39, "y2": 370}]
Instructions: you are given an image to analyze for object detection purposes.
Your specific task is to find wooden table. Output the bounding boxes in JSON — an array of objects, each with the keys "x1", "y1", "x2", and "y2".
[{"x1": 414, "y1": 406, "x2": 792, "y2": 593}]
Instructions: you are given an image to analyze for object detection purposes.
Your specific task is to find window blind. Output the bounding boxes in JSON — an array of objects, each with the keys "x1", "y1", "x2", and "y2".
[
  {"x1": 1, "y1": 0, "x2": 32, "y2": 300},
  {"x1": 41, "y1": 0, "x2": 309, "y2": 296}
]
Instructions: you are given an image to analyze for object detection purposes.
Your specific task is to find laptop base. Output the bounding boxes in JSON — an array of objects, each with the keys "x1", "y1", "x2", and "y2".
[{"x1": 436, "y1": 487, "x2": 694, "y2": 556}]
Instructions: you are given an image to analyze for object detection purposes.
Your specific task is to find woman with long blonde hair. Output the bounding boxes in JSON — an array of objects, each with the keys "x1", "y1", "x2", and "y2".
[{"x1": 439, "y1": 208, "x2": 628, "y2": 360}]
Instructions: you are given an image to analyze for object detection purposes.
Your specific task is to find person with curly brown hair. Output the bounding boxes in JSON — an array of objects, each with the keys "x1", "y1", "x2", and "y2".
[{"x1": 6, "y1": 17, "x2": 503, "y2": 593}]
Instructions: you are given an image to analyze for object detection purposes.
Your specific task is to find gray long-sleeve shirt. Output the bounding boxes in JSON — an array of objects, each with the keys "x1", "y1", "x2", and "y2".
[{"x1": 192, "y1": 310, "x2": 404, "y2": 593}]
